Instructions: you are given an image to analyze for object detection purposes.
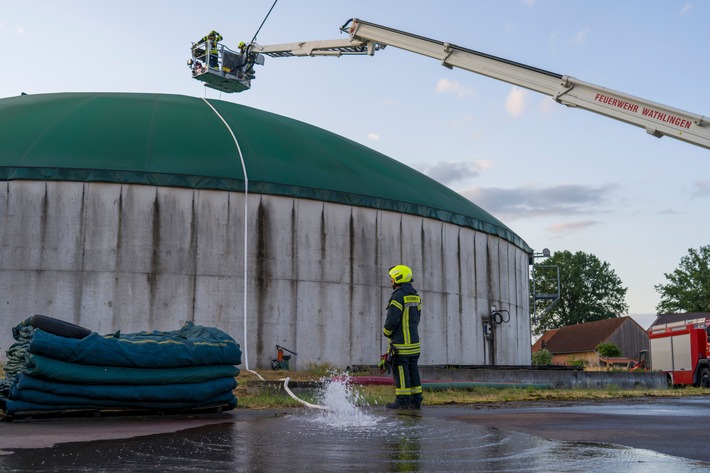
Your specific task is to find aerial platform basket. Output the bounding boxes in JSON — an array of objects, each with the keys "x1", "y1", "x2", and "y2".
[{"x1": 188, "y1": 40, "x2": 264, "y2": 94}]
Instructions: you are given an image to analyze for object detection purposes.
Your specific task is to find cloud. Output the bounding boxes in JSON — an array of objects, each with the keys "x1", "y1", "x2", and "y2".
[
  {"x1": 658, "y1": 208, "x2": 683, "y2": 215},
  {"x1": 436, "y1": 79, "x2": 476, "y2": 99},
  {"x1": 680, "y1": 3, "x2": 692, "y2": 14},
  {"x1": 572, "y1": 27, "x2": 591, "y2": 44},
  {"x1": 690, "y1": 180, "x2": 710, "y2": 198},
  {"x1": 466, "y1": 129, "x2": 487, "y2": 141},
  {"x1": 505, "y1": 87, "x2": 527, "y2": 117},
  {"x1": 367, "y1": 132, "x2": 380, "y2": 141},
  {"x1": 421, "y1": 160, "x2": 484, "y2": 186},
  {"x1": 546, "y1": 220, "x2": 600, "y2": 236},
  {"x1": 476, "y1": 160, "x2": 494, "y2": 171},
  {"x1": 460, "y1": 183, "x2": 619, "y2": 219},
  {"x1": 16, "y1": 25, "x2": 25, "y2": 35}
]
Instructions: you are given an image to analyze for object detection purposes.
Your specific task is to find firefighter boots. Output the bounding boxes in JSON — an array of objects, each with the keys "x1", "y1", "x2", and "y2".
[{"x1": 386, "y1": 396, "x2": 412, "y2": 409}]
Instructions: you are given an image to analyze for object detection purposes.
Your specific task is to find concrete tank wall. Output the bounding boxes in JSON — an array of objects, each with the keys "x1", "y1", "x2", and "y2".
[{"x1": 0, "y1": 180, "x2": 532, "y2": 369}]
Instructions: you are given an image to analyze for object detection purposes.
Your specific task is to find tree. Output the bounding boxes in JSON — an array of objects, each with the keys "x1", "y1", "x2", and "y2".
[
  {"x1": 596, "y1": 342, "x2": 621, "y2": 358},
  {"x1": 655, "y1": 245, "x2": 710, "y2": 314},
  {"x1": 532, "y1": 348, "x2": 552, "y2": 366},
  {"x1": 531, "y1": 250, "x2": 628, "y2": 336}
]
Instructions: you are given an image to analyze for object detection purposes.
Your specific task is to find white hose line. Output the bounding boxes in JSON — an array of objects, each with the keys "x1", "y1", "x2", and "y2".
[
  {"x1": 281, "y1": 377, "x2": 328, "y2": 410},
  {"x1": 202, "y1": 98, "x2": 264, "y2": 382}
]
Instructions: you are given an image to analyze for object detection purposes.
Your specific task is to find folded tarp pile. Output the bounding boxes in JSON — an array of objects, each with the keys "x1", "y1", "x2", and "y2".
[{"x1": 0, "y1": 315, "x2": 241, "y2": 416}]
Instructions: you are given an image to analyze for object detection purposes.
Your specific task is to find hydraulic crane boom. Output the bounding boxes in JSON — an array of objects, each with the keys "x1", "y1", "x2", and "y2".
[{"x1": 250, "y1": 18, "x2": 709, "y2": 150}]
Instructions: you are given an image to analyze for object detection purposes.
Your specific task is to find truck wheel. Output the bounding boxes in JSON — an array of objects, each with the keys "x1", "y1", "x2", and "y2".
[{"x1": 698, "y1": 367, "x2": 710, "y2": 388}]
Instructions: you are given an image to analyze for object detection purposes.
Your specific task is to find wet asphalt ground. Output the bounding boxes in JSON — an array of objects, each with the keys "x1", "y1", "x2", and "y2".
[{"x1": 1, "y1": 397, "x2": 710, "y2": 472}]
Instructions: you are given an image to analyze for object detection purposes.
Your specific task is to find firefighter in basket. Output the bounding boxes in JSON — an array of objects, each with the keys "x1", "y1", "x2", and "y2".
[{"x1": 198, "y1": 30, "x2": 223, "y2": 69}]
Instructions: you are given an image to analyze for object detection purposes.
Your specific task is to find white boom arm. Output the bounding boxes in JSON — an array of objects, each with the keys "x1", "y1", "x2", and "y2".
[{"x1": 251, "y1": 18, "x2": 709, "y2": 150}]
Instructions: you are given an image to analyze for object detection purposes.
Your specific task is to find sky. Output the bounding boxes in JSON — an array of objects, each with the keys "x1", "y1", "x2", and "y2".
[{"x1": 1, "y1": 1, "x2": 708, "y2": 329}]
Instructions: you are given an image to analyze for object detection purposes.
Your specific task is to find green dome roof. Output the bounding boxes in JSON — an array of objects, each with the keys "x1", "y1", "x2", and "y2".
[{"x1": 0, "y1": 92, "x2": 529, "y2": 252}]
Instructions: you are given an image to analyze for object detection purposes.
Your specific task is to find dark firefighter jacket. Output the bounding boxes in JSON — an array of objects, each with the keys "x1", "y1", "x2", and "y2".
[
  {"x1": 200, "y1": 30, "x2": 223, "y2": 54},
  {"x1": 383, "y1": 282, "x2": 421, "y2": 356}
]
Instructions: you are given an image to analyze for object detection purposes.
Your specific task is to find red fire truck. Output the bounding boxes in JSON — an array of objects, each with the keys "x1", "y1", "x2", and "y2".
[{"x1": 648, "y1": 318, "x2": 710, "y2": 387}]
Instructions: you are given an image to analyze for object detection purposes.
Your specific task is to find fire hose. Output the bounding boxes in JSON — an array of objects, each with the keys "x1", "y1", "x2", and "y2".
[{"x1": 281, "y1": 377, "x2": 328, "y2": 410}]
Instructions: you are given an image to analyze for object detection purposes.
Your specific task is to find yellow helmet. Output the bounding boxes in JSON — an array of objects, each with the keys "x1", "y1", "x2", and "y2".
[
  {"x1": 388, "y1": 265, "x2": 413, "y2": 284},
  {"x1": 239, "y1": 41, "x2": 246, "y2": 48}
]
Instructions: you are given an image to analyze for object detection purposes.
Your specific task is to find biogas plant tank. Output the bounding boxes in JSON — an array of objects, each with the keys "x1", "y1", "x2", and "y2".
[{"x1": 0, "y1": 92, "x2": 532, "y2": 368}]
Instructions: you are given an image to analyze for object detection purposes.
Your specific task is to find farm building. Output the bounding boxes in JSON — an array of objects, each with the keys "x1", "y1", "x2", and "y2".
[{"x1": 533, "y1": 316, "x2": 649, "y2": 367}]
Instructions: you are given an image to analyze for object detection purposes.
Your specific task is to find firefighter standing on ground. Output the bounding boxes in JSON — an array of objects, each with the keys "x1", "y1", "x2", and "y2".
[{"x1": 383, "y1": 265, "x2": 423, "y2": 409}]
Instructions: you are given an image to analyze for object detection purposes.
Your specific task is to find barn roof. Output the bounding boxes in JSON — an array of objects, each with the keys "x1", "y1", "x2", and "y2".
[
  {"x1": 537, "y1": 317, "x2": 632, "y2": 354},
  {"x1": 0, "y1": 92, "x2": 530, "y2": 252}
]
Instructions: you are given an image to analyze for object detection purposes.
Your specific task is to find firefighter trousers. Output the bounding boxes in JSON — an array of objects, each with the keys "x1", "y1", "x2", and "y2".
[{"x1": 392, "y1": 354, "x2": 423, "y2": 404}]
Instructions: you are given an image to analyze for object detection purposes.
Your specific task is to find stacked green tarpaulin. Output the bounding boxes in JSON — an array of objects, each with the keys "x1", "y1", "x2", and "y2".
[{"x1": 0, "y1": 316, "x2": 241, "y2": 416}]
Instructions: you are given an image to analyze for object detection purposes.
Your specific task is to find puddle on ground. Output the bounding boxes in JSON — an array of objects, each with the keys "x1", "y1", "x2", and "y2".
[
  {"x1": 2, "y1": 380, "x2": 709, "y2": 472},
  {"x1": 1, "y1": 410, "x2": 708, "y2": 472}
]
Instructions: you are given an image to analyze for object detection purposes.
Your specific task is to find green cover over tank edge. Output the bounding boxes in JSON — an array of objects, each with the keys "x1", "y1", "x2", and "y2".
[{"x1": 0, "y1": 92, "x2": 531, "y2": 253}]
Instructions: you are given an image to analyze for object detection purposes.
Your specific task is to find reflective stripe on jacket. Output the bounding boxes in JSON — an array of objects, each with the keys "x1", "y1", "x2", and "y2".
[
  {"x1": 200, "y1": 31, "x2": 223, "y2": 54},
  {"x1": 383, "y1": 283, "x2": 421, "y2": 355}
]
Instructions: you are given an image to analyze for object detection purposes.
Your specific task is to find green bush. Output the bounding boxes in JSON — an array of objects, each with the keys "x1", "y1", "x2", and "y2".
[
  {"x1": 532, "y1": 348, "x2": 552, "y2": 365},
  {"x1": 596, "y1": 342, "x2": 621, "y2": 358}
]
